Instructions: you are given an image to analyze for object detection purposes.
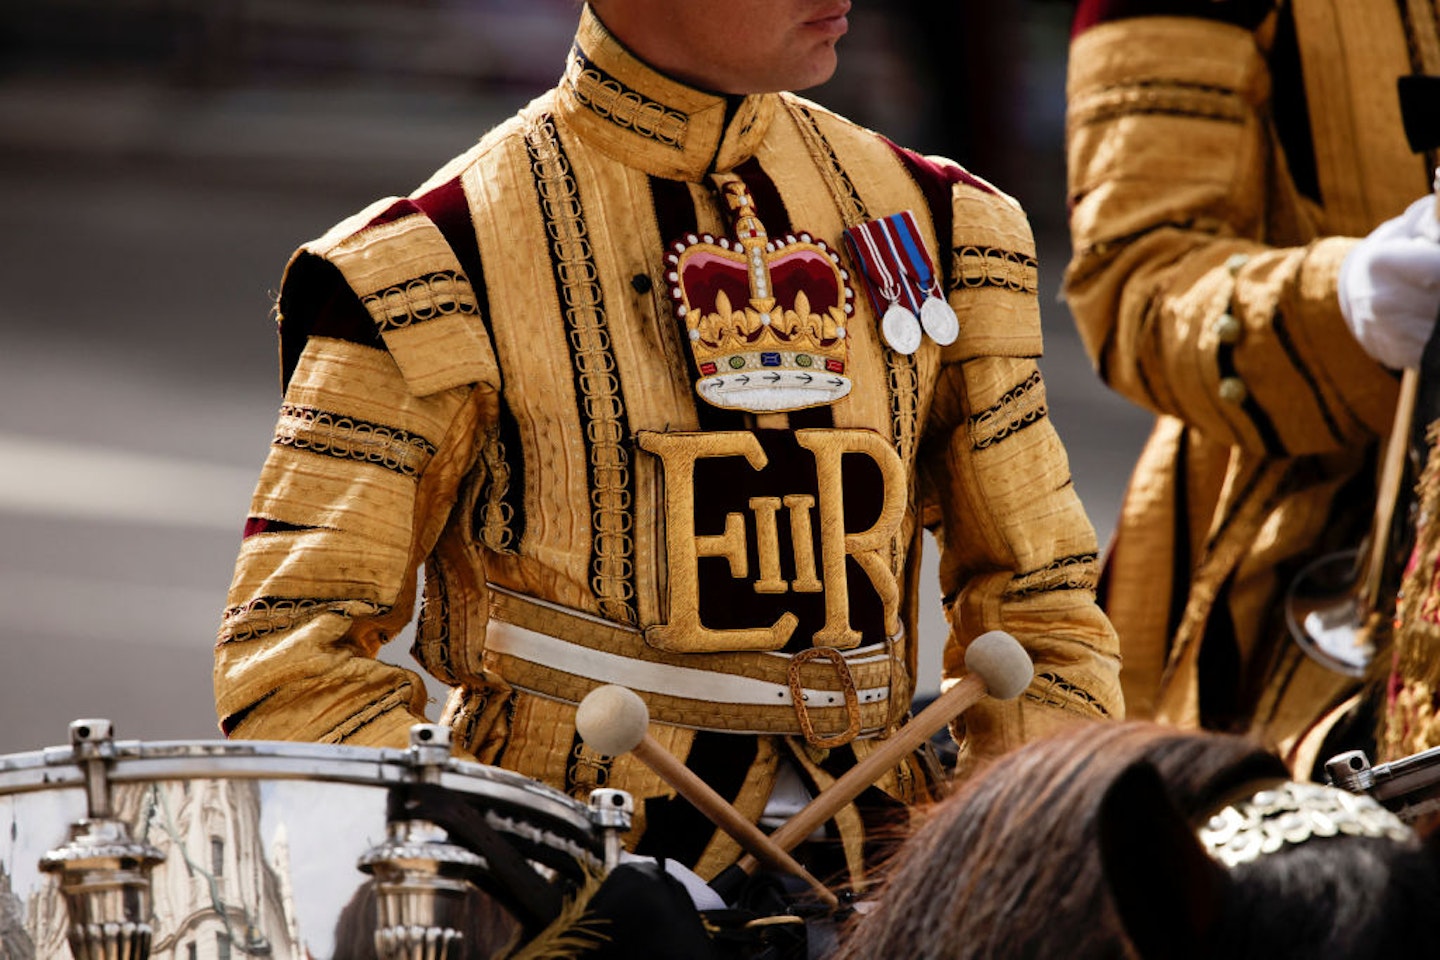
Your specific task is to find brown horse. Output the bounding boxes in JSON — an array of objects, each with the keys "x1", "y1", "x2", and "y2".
[{"x1": 831, "y1": 721, "x2": 1440, "y2": 960}]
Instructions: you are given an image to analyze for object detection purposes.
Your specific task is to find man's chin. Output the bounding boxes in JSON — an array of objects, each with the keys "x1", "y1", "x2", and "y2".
[{"x1": 785, "y1": 51, "x2": 840, "y2": 93}]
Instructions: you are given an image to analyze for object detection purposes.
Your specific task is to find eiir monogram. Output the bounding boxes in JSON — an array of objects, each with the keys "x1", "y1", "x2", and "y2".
[{"x1": 638, "y1": 429, "x2": 904, "y2": 654}]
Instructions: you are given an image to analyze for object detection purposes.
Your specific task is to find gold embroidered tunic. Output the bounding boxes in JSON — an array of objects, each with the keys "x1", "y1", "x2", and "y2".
[
  {"x1": 1065, "y1": 0, "x2": 1439, "y2": 770},
  {"x1": 217, "y1": 5, "x2": 1121, "y2": 880}
]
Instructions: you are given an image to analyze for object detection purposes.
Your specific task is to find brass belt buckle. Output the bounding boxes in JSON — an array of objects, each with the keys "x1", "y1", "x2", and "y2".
[{"x1": 788, "y1": 647, "x2": 861, "y2": 748}]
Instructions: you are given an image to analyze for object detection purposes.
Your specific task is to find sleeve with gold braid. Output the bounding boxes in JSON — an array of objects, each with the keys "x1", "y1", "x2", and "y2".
[
  {"x1": 214, "y1": 199, "x2": 501, "y2": 749},
  {"x1": 1064, "y1": 12, "x2": 1398, "y2": 456},
  {"x1": 919, "y1": 175, "x2": 1124, "y2": 773}
]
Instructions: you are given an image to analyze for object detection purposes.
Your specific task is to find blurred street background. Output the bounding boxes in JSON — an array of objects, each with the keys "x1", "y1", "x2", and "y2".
[{"x1": 0, "y1": 0, "x2": 1152, "y2": 754}]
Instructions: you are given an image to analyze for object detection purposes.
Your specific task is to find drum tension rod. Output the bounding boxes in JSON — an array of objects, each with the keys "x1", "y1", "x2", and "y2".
[{"x1": 39, "y1": 719, "x2": 166, "y2": 960}]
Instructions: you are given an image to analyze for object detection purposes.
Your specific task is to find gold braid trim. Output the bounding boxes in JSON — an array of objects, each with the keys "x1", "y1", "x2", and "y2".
[
  {"x1": 525, "y1": 112, "x2": 637, "y2": 624},
  {"x1": 951, "y1": 245, "x2": 1039, "y2": 294},
  {"x1": 1025, "y1": 671, "x2": 1113, "y2": 720},
  {"x1": 274, "y1": 402, "x2": 437, "y2": 477},
  {"x1": 783, "y1": 98, "x2": 868, "y2": 228},
  {"x1": 565, "y1": 49, "x2": 689, "y2": 149},
  {"x1": 220, "y1": 596, "x2": 388, "y2": 645},
  {"x1": 1067, "y1": 79, "x2": 1246, "y2": 129},
  {"x1": 1386, "y1": 420, "x2": 1440, "y2": 757},
  {"x1": 1394, "y1": 420, "x2": 1440, "y2": 690},
  {"x1": 363, "y1": 269, "x2": 480, "y2": 333},
  {"x1": 1003, "y1": 553, "x2": 1101, "y2": 600},
  {"x1": 329, "y1": 686, "x2": 418, "y2": 744},
  {"x1": 969, "y1": 370, "x2": 1046, "y2": 450},
  {"x1": 477, "y1": 423, "x2": 517, "y2": 554},
  {"x1": 1383, "y1": 675, "x2": 1440, "y2": 761}
]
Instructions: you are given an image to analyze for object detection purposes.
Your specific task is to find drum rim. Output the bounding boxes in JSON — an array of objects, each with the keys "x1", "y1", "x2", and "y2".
[{"x1": 0, "y1": 737, "x2": 598, "y2": 846}]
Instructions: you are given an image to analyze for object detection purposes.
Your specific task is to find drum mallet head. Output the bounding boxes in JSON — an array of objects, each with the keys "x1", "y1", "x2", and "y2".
[
  {"x1": 964, "y1": 629, "x2": 1033, "y2": 699},
  {"x1": 575, "y1": 684, "x2": 650, "y2": 757}
]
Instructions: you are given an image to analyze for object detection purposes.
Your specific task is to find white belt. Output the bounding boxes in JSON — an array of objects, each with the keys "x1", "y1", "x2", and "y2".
[{"x1": 484, "y1": 618, "x2": 892, "y2": 709}]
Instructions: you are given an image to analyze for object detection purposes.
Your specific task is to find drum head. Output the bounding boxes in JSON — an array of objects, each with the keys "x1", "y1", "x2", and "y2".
[{"x1": 0, "y1": 737, "x2": 600, "y2": 959}]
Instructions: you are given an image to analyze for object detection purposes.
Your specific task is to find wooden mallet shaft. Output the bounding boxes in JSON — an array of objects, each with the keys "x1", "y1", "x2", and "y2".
[
  {"x1": 737, "y1": 629, "x2": 1033, "y2": 871},
  {"x1": 631, "y1": 734, "x2": 838, "y2": 907},
  {"x1": 576, "y1": 685, "x2": 839, "y2": 907},
  {"x1": 758, "y1": 673, "x2": 987, "y2": 859}
]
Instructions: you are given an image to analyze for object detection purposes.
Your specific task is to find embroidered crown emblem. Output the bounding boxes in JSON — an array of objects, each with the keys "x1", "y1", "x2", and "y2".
[{"x1": 666, "y1": 180, "x2": 855, "y2": 413}]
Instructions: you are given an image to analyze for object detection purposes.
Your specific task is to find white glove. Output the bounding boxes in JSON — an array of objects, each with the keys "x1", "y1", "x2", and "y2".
[{"x1": 1338, "y1": 188, "x2": 1440, "y2": 370}]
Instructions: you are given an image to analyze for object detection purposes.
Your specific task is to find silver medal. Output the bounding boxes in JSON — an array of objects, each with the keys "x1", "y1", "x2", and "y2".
[
  {"x1": 882, "y1": 302, "x2": 922, "y2": 355},
  {"x1": 920, "y1": 295, "x2": 960, "y2": 346}
]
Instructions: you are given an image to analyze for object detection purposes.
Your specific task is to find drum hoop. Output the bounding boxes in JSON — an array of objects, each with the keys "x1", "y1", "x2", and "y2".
[{"x1": 0, "y1": 738, "x2": 597, "y2": 846}]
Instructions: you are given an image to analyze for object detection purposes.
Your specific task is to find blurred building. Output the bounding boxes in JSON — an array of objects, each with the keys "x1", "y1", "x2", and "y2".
[{"x1": 22, "y1": 778, "x2": 304, "y2": 959}]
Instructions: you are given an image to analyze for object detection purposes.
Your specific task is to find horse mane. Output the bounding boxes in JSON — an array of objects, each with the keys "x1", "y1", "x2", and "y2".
[{"x1": 831, "y1": 721, "x2": 1440, "y2": 960}]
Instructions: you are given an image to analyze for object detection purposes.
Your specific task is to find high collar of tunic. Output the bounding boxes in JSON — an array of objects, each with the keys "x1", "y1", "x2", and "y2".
[{"x1": 555, "y1": 4, "x2": 779, "y2": 182}]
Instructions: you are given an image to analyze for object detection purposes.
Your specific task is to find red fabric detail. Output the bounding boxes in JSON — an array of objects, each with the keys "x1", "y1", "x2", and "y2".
[
  {"x1": 278, "y1": 254, "x2": 384, "y2": 392},
  {"x1": 242, "y1": 517, "x2": 309, "y2": 540},
  {"x1": 416, "y1": 178, "x2": 485, "y2": 286},
  {"x1": 678, "y1": 244, "x2": 842, "y2": 327},
  {"x1": 881, "y1": 137, "x2": 969, "y2": 293},
  {"x1": 365, "y1": 198, "x2": 422, "y2": 229},
  {"x1": 678, "y1": 249, "x2": 750, "y2": 320},
  {"x1": 1071, "y1": 0, "x2": 1275, "y2": 37},
  {"x1": 1403, "y1": 543, "x2": 1421, "y2": 581},
  {"x1": 882, "y1": 138, "x2": 995, "y2": 197},
  {"x1": 769, "y1": 248, "x2": 841, "y2": 315}
]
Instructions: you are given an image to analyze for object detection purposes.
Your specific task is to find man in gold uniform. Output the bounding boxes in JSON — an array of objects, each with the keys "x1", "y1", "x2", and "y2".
[
  {"x1": 216, "y1": 0, "x2": 1122, "y2": 884},
  {"x1": 1065, "y1": 0, "x2": 1440, "y2": 774}
]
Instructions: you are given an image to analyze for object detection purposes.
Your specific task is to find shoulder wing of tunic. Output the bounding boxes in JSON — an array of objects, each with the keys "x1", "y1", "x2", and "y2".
[{"x1": 279, "y1": 189, "x2": 502, "y2": 399}]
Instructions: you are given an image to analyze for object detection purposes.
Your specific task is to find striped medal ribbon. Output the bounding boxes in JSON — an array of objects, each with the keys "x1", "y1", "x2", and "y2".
[{"x1": 843, "y1": 211, "x2": 958, "y2": 355}]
